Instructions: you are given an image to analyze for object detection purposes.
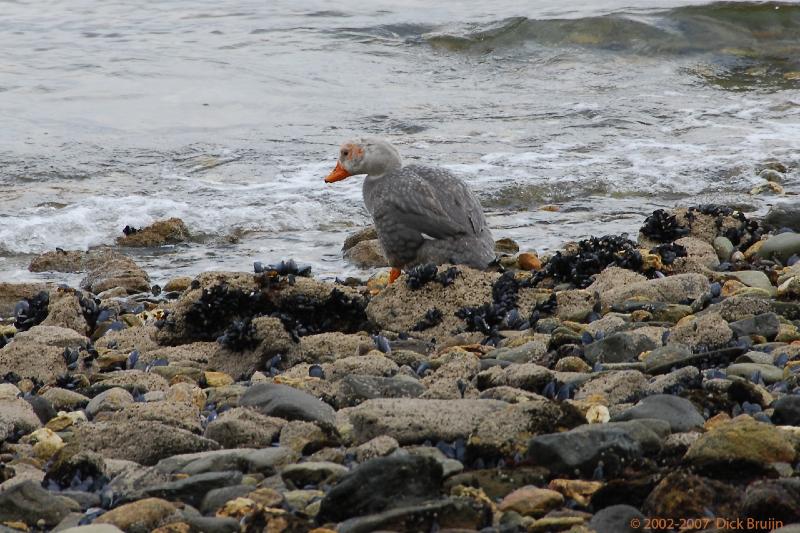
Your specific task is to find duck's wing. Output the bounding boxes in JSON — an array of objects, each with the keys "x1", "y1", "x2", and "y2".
[{"x1": 375, "y1": 165, "x2": 484, "y2": 240}]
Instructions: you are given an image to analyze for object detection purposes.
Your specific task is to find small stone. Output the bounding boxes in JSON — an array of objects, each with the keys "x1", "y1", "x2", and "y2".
[
  {"x1": 758, "y1": 232, "x2": 800, "y2": 263},
  {"x1": 239, "y1": 383, "x2": 336, "y2": 428},
  {"x1": 95, "y1": 497, "x2": 178, "y2": 533},
  {"x1": 203, "y1": 371, "x2": 234, "y2": 388},
  {"x1": 355, "y1": 435, "x2": 400, "y2": 462},
  {"x1": 495, "y1": 238, "x2": 520, "y2": 254},
  {"x1": 589, "y1": 504, "x2": 646, "y2": 533},
  {"x1": 612, "y1": 394, "x2": 704, "y2": 432},
  {"x1": 85, "y1": 387, "x2": 134, "y2": 418},
  {"x1": 772, "y1": 395, "x2": 800, "y2": 426},
  {"x1": 518, "y1": 253, "x2": 542, "y2": 271},
  {"x1": 498, "y1": 486, "x2": 564, "y2": 517},
  {"x1": 713, "y1": 236, "x2": 735, "y2": 262}
]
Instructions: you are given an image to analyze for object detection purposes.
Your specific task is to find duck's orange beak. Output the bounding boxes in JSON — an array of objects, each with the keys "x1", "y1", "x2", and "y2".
[{"x1": 325, "y1": 161, "x2": 351, "y2": 183}]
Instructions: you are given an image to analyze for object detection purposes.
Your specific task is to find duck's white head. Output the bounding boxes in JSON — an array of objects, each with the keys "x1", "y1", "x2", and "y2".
[{"x1": 324, "y1": 137, "x2": 402, "y2": 183}]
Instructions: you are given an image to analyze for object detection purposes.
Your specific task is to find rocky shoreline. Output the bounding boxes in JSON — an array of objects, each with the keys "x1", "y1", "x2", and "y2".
[{"x1": 1, "y1": 204, "x2": 800, "y2": 533}]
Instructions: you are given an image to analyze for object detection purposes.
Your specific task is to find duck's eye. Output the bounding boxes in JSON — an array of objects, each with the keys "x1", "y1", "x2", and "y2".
[{"x1": 341, "y1": 149, "x2": 349, "y2": 158}]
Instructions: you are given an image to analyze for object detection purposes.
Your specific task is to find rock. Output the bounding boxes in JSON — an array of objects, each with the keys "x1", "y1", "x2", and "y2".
[
  {"x1": 612, "y1": 395, "x2": 704, "y2": 432},
  {"x1": 518, "y1": 252, "x2": 542, "y2": 271},
  {"x1": 116, "y1": 218, "x2": 190, "y2": 247},
  {"x1": 96, "y1": 400, "x2": 203, "y2": 434},
  {"x1": 355, "y1": 435, "x2": 400, "y2": 462},
  {"x1": 317, "y1": 455, "x2": 442, "y2": 523},
  {"x1": 163, "y1": 277, "x2": 193, "y2": 292},
  {"x1": 574, "y1": 370, "x2": 647, "y2": 406},
  {"x1": 772, "y1": 395, "x2": 800, "y2": 426},
  {"x1": 343, "y1": 398, "x2": 509, "y2": 445},
  {"x1": 40, "y1": 290, "x2": 88, "y2": 335},
  {"x1": 86, "y1": 370, "x2": 169, "y2": 395},
  {"x1": 713, "y1": 236, "x2": 735, "y2": 262},
  {"x1": 367, "y1": 266, "x2": 497, "y2": 340},
  {"x1": 468, "y1": 400, "x2": 564, "y2": 457},
  {"x1": 85, "y1": 387, "x2": 134, "y2": 418},
  {"x1": 337, "y1": 375, "x2": 425, "y2": 407},
  {"x1": 764, "y1": 203, "x2": 800, "y2": 232},
  {"x1": 728, "y1": 271, "x2": 775, "y2": 294},
  {"x1": 141, "y1": 471, "x2": 243, "y2": 508},
  {"x1": 589, "y1": 504, "x2": 646, "y2": 533},
  {"x1": 94, "y1": 498, "x2": 179, "y2": 533},
  {"x1": 209, "y1": 316, "x2": 298, "y2": 379},
  {"x1": 684, "y1": 416, "x2": 796, "y2": 474},
  {"x1": 281, "y1": 461, "x2": 349, "y2": 488},
  {"x1": 203, "y1": 407, "x2": 286, "y2": 449},
  {"x1": 79, "y1": 250, "x2": 150, "y2": 294},
  {"x1": 59, "y1": 526, "x2": 125, "y2": 533},
  {"x1": 757, "y1": 232, "x2": 800, "y2": 263},
  {"x1": 0, "y1": 326, "x2": 86, "y2": 382},
  {"x1": 498, "y1": 486, "x2": 564, "y2": 517},
  {"x1": 642, "y1": 471, "x2": 741, "y2": 523},
  {"x1": 726, "y1": 362, "x2": 784, "y2": 384},
  {"x1": 555, "y1": 289, "x2": 594, "y2": 322},
  {"x1": 0, "y1": 398, "x2": 42, "y2": 440},
  {"x1": 0, "y1": 281, "x2": 48, "y2": 317},
  {"x1": 741, "y1": 479, "x2": 800, "y2": 525},
  {"x1": 344, "y1": 240, "x2": 388, "y2": 268},
  {"x1": 155, "y1": 447, "x2": 294, "y2": 476},
  {"x1": 199, "y1": 485, "x2": 255, "y2": 515},
  {"x1": 778, "y1": 276, "x2": 800, "y2": 300},
  {"x1": 728, "y1": 312, "x2": 780, "y2": 340},
  {"x1": 71, "y1": 421, "x2": 219, "y2": 466},
  {"x1": 279, "y1": 420, "x2": 335, "y2": 454},
  {"x1": 495, "y1": 237, "x2": 520, "y2": 254},
  {"x1": 25, "y1": 395, "x2": 56, "y2": 425},
  {"x1": 337, "y1": 498, "x2": 490, "y2": 533},
  {"x1": 0, "y1": 480, "x2": 72, "y2": 528},
  {"x1": 673, "y1": 236, "x2": 720, "y2": 273},
  {"x1": 584, "y1": 332, "x2": 658, "y2": 364},
  {"x1": 343, "y1": 226, "x2": 378, "y2": 252},
  {"x1": 328, "y1": 355, "x2": 399, "y2": 380},
  {"x1": 527, "y1": 424, "x2": 644, "y2": 477},
  {"x1": 492, "y1": 338, "x2": 549, "y2": 365},
  {"x1": 475, "y1": 363, "x2": 551, "y2": 392},
  {"x1": 600, "y1": 273, "x2": 709, "y2": 310},
  {"x1": 669, "y1": 312, "x2": 733, "y2": 350},
  {"x1": 238, "y1": 382, "x2": 336, "y2": 428}
]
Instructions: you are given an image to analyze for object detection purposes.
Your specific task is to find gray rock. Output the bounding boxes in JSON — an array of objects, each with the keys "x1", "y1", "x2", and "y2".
[
  {"x1": 182, "y1": 516, "x2": 240, "y2": 533},
  {"x1": 337, "y1": 498, "x2": 489, "y2": 533},
  {"x1": 527, "y1": 426, "x2": 643, "y2": 477},
  {"x1": 713, "y1": 236, "x2": 735, "y2": 262},
  {"x1": 574, "y1": 370, "x2": 648, "y2": 406},
  {"x1": 155, "y1": 447, "x2": 294, "y2": 476},
  {"x1": 85, "y1": 387, "x2": 134, "y2": 418},
  {"x1": 491, "y1": 339, "x2": 549, "y2": 364},
  {"x1": 741, "y1": 478, "x2": 800, "y2": 525},
  {"x1": 317, "y1": 455, "x2": 443, "y2": 523},
  {"x1": 726, "y1": 362, "x2": 784, "y2": 384},
  {"x1": 281, "y1": 461, "x2": 349, "y2": 488},
  {"x1": 757, "y1": 232, "x2": 800, "y2": 263},
  {"x1": 343, "y1": 398, "x2": 509, "y2": 445},
  {"x1": 238, "y1": 382, "x2": 336, "y2": 427},
  {"x1": 0, "y1": 480, "x2": 72, "y2": 528},
  {"x1": 772, "y1": 395, "x2": 800, "y2": 426},
  {"x1": 764, "y1": 203, "x2": 800, "y2": 232},
  {"x1": 200, "y1": 485, "x2": 254, "y2": 515},
  {"x1": 337, "y1": 375, "x2": 424, "y2": 407},
  {"x1": 142, "y1": 471, "x2": 242, "y2": 508},
  {"x1": 71, "y1": 421, "x2": 219, "y2": 466},
  {"x1": 589, "y1": 504, "x2": 646, "y2": 533},
  {"x1": 728, "y1": 312, "x2": 780, "y2": 340},
  {"x1": 203, "y1": 407, "x2": 286, "y2": 449},
  {"x1": 644, "y1": 344, "x2": 693, "y2": 374},
  {"x1": 600, "y1": 273, "x2": 709, "y2": 309},
  {"x1": 344, "y1": 239, "x2": 388, "y2": 268},
  {"x1": 612, "y1": 394, "x2": 704, "y2": 432},
  {"x1": 584, "y1": 332, "x2": 658, "y2": 364},
  {"x1": 0, "y1": 398, "x2": 42, "y2": 439},
  {"x1": 59, "y1": 526, "x2": 125, "y2": 533},
  {"x1": 729, "y1": 271, "x2": 775, "y2": 293}
]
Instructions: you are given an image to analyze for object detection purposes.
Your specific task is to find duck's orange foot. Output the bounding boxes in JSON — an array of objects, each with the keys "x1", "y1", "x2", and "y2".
[{"x1": 389, "y1": 267, "x2": 401, "y2": 284}]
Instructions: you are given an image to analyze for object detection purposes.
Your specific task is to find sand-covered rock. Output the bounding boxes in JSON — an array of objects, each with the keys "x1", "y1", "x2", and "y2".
[{"x1": 116, "y1": 218, "x2": 190, "y2": 247}]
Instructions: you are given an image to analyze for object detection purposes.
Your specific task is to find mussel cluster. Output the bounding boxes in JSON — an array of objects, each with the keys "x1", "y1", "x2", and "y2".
[
  {"x1": 650, "y1": 242, "x2": 687, "y2": 265},
  {"x1": 182, "y1": 281, "x2": 369, "y2": 346},
  {"x1": 122, "y1": 225, "x2": 140, "y2": 236},
  {"x1": 14, "y1": 291, "x2": 49, "y2": 331},
  {"x1": 184, "y1": 283, "x2": 270, "y2": 342},
  {"x1": 217, "y1": 318, "x2": 259, "y2": 351},
  {"x1": 406, "y1": 264, "x2": 460, "y2": 290},
  {"x1": 640, "y1": 209, "x2": 689, "y2": 242},
  {"x1": 411, "y1": 308, "x2": 444, "y2": 331},
  {"x1": 456, "y1": 271, "x2": 531, "y2": 344},
  {"x1": 254, "y1": 259, "x2": 312, "y2": 277},
  {"x1": 535, "y1": 235, "x2": 643, "y2": 289}
]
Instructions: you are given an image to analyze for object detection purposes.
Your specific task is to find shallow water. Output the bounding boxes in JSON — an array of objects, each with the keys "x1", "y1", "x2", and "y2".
[{"x1": 1, "y1": 0, "x2": 799, "y2": 284}]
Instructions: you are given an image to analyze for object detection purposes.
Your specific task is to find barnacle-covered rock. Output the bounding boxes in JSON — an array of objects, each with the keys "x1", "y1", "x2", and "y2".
[{"x1": 116, "y1": 217, "x2": 190, "y2": 247}]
